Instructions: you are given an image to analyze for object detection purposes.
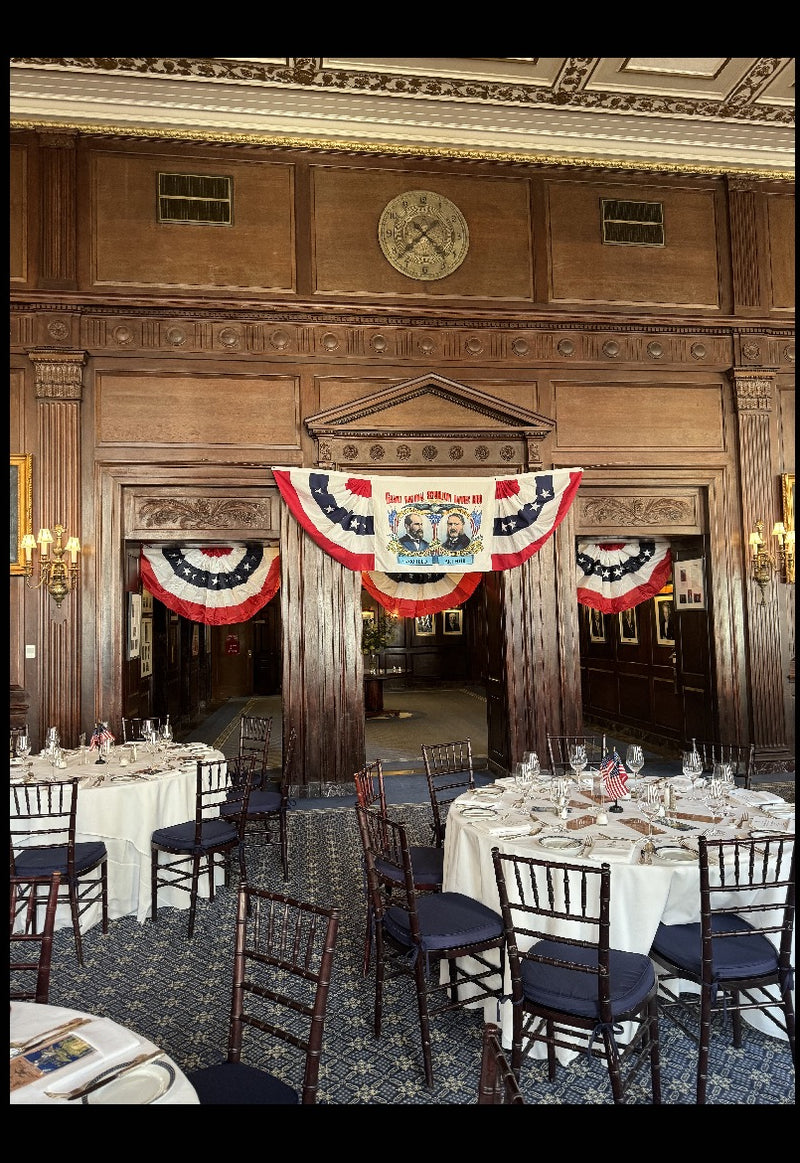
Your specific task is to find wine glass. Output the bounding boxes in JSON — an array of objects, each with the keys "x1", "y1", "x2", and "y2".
[
  {"x1": 568, "y1": 744, "x2": 588, "y2": 788},
  {"x1": 626, "y1": 744, "x2": 644, "y2": 781},
  {"x1": 682, "y1": 749, "x2": 704, "y2": 793},
  {"x1": 15, "y1": 732, "x2": 31, "y2": 762}
]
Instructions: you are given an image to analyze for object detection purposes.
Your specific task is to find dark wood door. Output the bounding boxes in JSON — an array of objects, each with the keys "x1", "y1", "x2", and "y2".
[
  {"x1": 482, "y1": 572, "x2": 508, "y2": 771},
  {"x1": 212, "y1": 621, "x2": 254, "y2": 699},
  {"x1": 253, "y1": 600, "x2": 282, "y2": 695}
]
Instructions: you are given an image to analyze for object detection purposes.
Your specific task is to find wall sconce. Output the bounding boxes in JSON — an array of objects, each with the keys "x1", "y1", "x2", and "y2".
[
  {"x1": 771, "y1": 521, "x2": 795, "y2": 584},
  {"x1": 20, "y1": 523, "x2": 81, "y2": 607},
  {"x1": 748, "y1": 520, "x2": 775, "y2": 604}
]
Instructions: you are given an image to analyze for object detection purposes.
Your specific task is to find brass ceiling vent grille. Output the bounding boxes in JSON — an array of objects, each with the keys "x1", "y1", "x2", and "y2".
[
  {"x1": 157, "y1": 173, "x2": 232, "y2": 225},
  {"x1": 601, "y1": 199, "x2": 664, "y2": 247}
]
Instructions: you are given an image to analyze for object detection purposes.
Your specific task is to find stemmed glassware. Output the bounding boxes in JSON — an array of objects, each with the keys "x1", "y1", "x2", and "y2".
[
  {"x1": 625, "y1": 744, "x2": 644, "y2": 785},
  {"x1": 568, "y1": 744, "x2": 588, "y2": 788},
  {"x1": 682, "y1": 748, "x2": 704, "y2": 793}
]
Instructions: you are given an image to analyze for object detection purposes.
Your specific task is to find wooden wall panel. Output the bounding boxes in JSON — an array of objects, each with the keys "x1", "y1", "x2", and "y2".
[
  {"x1": 552, "y1": 379, "x2": 724, "y2": 452},
  {"x1": 545, "y1": 179, "x2": 722, "y2": 309},
  {"x1": 10, "y1": 145, "x2": 27, "y2": 284},
  {"x1": 311, "y1": 166, "x2": 533, "y2": 300},
  {"x1": 766, "y1": 193, "x2": 795, "y2": 311},
  {"x1": 90, "y1": 150, "x2": 295, "y2": 292},
  {"x1": 95, "y1": 371, "x2": 300, "y2": 447}
]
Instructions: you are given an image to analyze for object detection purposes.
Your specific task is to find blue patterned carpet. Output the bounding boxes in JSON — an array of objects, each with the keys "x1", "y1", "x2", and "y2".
[{"x1": 40, "y1": 803, "x2": 795, "y2": 1105}]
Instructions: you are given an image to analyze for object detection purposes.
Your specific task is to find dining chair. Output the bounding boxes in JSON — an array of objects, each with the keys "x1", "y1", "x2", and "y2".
[
  {"x1": 491, "y1": 846, "x2": 662, "y2": 1104},
  {"x1": 121, "y1": 716, "x2": 161, "y2": 743},
  {"x1": 220, "y1": 727, "x2": 296, "y2": 881},
  {"x1": 691, "y1": 740, "x2": 756, "y2": 789},
  {"x1": 10, "y1": 871, "x2": 61, "y2": 1004},
  {"x1": 356, "y1": 804, "x2": 505, "y2": 1087},
  {"x1": 477, "y1": 1021, "x2": 526, "y2": 1105},
  {"x1": 151, "y1": 755, "x2": 254, "y2": 938},
  {"x1": 545, "y1": 733, "x2": 606, "y2": 779},
  {"x1": 649, "y1": 832, "x2": 795, "y2": 1105},
  {"x1": 187, "y1": 884, "x2": 340, "y2": 1104},
  {"x1": 10, "y1": 778, "x2": 108, "y2": 966},
  {"x1": 237, "y1": 713, "x2": 273, "y2": 789},
  {"x1": 353, "y1": 758, "x2": 444, "y2": 975},
  {"x1": 420, "y1": 738, "x2": 475, "y2": 847}
]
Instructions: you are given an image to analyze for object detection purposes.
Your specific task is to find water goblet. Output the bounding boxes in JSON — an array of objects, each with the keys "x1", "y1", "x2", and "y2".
[
  {"x1": 15, "y1": 733, "x2": 31, "y2": 762},
  {"x1": 682, "y1": 749, "x2": 704, "y2": 793},
  {"x1": 568, "y1": 744, "x2": 588, "y2": 789},
  {"x1": 626, "y1": 744, "x2": 644, "y2": 782}
]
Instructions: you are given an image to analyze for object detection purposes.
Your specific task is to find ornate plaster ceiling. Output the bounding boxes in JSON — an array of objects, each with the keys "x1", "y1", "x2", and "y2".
[{"x1": 9, "y1": 56, "x2": 795, "y2": 177}]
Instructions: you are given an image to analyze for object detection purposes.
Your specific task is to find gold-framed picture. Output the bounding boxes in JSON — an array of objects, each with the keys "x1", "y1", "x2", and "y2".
[
  {"x1": 10, "y1": 453, "x2": 32, "y2": 575},
  {"x1": 140, "y1": 618, "x2": 153, "y2": 678},
  {"x1": 618, "y1": 607, "x2": 639, "y2": 645},
  {"x1": 781, "y1": 473, "x2": 795, "y2": 584},
  {"x1": 654, "y1": 595, "x2": 675, "y2": 646},
  {"x1": 443, "y1": 608, "x2": 463, "y2": 635},
  {"x1": 588, "y1": 607, "x2": 606, "y2": 643},
  {"x1": 141, "y1": 587, "x2": 154, "y2": 615}
]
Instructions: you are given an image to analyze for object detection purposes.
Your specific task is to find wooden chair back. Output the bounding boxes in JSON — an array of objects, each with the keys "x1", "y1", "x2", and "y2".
[
  {"x1": 420, "y1": 738, "x2": 474, "y2": 846},
  {"x1": 10, "y1": 871, "x2": 61, "y2": 1004},
  {"x1": 477, "y1": 1022, "x2": 525, "y2": 1104},
  {"x1": 692, "y1": 740, "x2": 756, "y2": 789},
  {"x1": 546, "y1": 733, "x2": 606, "y2": 777}
]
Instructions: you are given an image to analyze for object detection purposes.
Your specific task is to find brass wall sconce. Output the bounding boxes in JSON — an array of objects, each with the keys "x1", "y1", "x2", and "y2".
[
  {"x1": 20, "y1": 523, "x2": 81, "y2": 607},
  {"x1": 771, "y1": 521, "x2": 795, "y2": 585}
]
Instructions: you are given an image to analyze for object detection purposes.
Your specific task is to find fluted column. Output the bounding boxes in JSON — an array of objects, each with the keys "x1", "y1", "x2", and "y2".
[
  {"x1": 29, "y1": 349, "x2": 85, "y2": 746},
  {"x1": 732, "y1": 369, "x2": 786, "y2": 747}
]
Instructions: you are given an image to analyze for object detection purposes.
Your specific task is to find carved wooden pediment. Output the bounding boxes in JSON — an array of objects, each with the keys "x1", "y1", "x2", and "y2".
[{"x1": 305, "y1": 373, "x2": 555, "y2": 472}]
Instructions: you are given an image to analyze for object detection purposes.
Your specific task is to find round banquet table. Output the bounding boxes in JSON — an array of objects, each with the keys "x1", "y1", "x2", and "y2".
[
  {"x1": 442, "y1": 774, "x2": 794, "y2": 1057},
  {"x1": 10, "y1": 743, "x2": 227, "y2": 932},
  {"x1": 10, "y1": 1001, "x2": 199, "y2": 1105}
]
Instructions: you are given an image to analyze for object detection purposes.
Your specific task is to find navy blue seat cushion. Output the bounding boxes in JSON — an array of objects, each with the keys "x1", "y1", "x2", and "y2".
[
  {"x1": 651, "y1": 914, "x2": 778, "y2": 982},
  {"x1": 151, "y1": 819, "x2": 238, "y2": 850},
  {"x1": 14, "y1": 841, "x2": 106, "y2": 876},
  {"x1": 520, "y1": 940, "x2": 655, "y2": 1020},
  {"x1": 375, "y1": 846, "x2": 444, "y2": 888},
  {"x1": 188, "y1": 1061, "x2": 299, "y2": 1104},
  {"x1": 384, "y1": 891, "x2": 502, "y2": 952}
]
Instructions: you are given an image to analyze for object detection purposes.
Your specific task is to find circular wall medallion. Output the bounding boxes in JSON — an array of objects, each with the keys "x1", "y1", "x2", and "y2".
[{"x1": 378, "y1": 190, "x2": 469, "y2": 281}]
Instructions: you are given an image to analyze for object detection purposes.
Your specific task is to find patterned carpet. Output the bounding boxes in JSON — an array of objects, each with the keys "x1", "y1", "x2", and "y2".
[{"x1": 41, "y1": 803, "x2": 794, "y2": 1105}]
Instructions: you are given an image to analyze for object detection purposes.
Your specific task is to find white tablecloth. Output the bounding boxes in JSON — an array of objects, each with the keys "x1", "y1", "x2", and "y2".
[
  {"x1": 443, "y1": 777, "x2": 794, "y2": 1053},
  {"x1": 10, "y1": 743, "x2": 225, "y2": 930},
  {"x1": 10, "y1": 1001, "x2": 198, "y2": 1104}
]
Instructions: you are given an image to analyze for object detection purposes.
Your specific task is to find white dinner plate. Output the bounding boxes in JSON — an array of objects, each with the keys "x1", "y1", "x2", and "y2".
[
  {"x1": 762, "y1": 803, "x2": 794, "y2": 816},
  {"x1": 654, "y1": 846, "x2": 696, "y2": 864},
  {"x1": 459, "y1": 805, "x2": 499, "y2": 819},
  {"x1": 81, "y1": 1058, "x2": 175, "y2": 1104},
  {"x1": 472, "y1": 787, "x2": 503, "y2": 799},
  {"x1": 536, "y1": 834, "x2": 583, "y2": 855}
]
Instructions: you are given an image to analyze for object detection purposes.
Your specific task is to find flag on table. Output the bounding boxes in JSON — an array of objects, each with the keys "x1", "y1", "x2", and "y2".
[
  {"x1": 89, "y1": 723, "x2": 115, "y2": 751},
  {"x1": 600, "y1": 750, "x2": 628, "y2": 801}
]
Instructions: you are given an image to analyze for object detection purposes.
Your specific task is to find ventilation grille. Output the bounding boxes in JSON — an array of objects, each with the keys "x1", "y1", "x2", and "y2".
[
  {"x1": 601, "y1": 199, "x2": 664, "y2": 246},
  {"x1": 158, "y1": 173, "x2": 232, "y2": 225}
]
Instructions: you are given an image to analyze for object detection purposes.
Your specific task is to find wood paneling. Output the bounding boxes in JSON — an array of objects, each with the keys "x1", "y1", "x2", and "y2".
[
  {"x1": 95, "y1": 371, "x2": 300, "y2": 447},
  {"x1": 311, "y1": 165, "x2": 533, "y2": 300},
  {"x1": 90, "y1": 150, "x2": 295, "y2": 292},
  {"x1": 545, "y1": 178, "x2": 722, "y2": 309},
  {"x1": 767, "y1": 193, "x2": 796, "y2": 311},
  {"x1": 10, "y1": 145, "x2": 27, "y2": 284},
  {"x1": 553, "y1": 379, "x2": 724, "y2": 452}
]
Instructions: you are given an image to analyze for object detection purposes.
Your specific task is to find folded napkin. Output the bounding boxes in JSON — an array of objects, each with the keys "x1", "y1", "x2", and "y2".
[
  {"x1": 733, "y1": 788, "x2": 785, "y2": 807},
  {"x1": 486, "y1": 823, "x2": 534, "y2": 839},
  {"x1": 586, "y1": 838, "x2": 639, "y2": 864}
]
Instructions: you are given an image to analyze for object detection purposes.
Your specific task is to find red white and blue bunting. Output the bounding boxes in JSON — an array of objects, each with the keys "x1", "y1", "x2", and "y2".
[
  {"x1": 576, "y1": 538, "x2": 672, "y2": 614},
  {"x1": 272, "y1": 467, "x2": 583, "y2": 574},
  {"x1": 361, "y1": 570, "x2": 482, "y2": 618},
  {"x1": 140, "y1": 545, "x2": 281, "y2": 625}
]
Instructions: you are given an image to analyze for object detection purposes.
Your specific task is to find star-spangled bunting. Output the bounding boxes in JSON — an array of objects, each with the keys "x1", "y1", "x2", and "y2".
[
  {"x1": 140, "y1": 545, "x2": 281, "y2": 625},
  {"x1": 576, "y1": 538, "x2": 672, "y2": 614},
  {"x1": 361, "y1": 570, "x2": 482, "y2": 617},
  {"x1": 600, "y1": 749, "x2": 629, "y2": 801},
  {"x1": 271, "y1": 467, "x2": 583, "y2": 574}
]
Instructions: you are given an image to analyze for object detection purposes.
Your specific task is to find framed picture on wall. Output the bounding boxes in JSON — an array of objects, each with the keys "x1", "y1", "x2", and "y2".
[
  {"x1": 10, "y1": 453, "x2": 32, "y2": 575},
  {"x1": 141, "y1": 587, "x2": 154, "y2": 615},
  {"x1": 127, "y1": 593, "x2": 142, "y2": 660},
  {"x1": 588, "y1": 607, "x2": 606, "y2": 643},
  {"x1": 443, "y1": 609, "x2": 462, "y2": 635},
  {"x1": 654, "y1": 595, "x2": 675, "y2": 646},
  {"x1": 618, "y1": 607, "x2": 639, "y2": 644},
  {"x1": 415, "y1": 613, "x2": 435, "y2": 637},
  {"x1": 140, "y1": 618, "x2": 153, "y2": 678},
  {"x1": 781, "y1": 472, "x2": 795, "y2": 584}
]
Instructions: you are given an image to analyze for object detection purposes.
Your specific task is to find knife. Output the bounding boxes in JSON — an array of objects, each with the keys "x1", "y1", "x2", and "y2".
[
  {"x1": 45, "y1": 1049, "x2": 164, "y2": 1100},
  {"x1": 10, "y1": 1017, "x2": 91, "y2": 1057}
]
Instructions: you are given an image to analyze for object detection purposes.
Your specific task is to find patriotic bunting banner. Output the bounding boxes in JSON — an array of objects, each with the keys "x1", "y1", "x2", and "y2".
[
  {"x1": 140, "y1": 545, "x2": 281, "y2": 625},
  {"x1": 361, "y1": 570, "x2": 482, "y2": 618},
  {"x1": 576, "y1": 538, "x2": 672, "y2": 614},
  {"x1": 272, "y1": 467, "x2": 582, "y2": 574}
]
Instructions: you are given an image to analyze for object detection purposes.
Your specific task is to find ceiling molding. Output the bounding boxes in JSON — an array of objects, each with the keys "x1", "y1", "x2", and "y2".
[{"x1": 9, "y1": 57, "x2": 795, "y2": 178}]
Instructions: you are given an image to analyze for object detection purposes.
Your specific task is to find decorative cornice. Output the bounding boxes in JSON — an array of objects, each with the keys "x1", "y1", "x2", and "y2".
[
  {"x1": 28, "y1": 348, "x2": 86, "y2": 400},
  {"x1": 732, "y1": 371, "x2": 775, "y2": 412},
  {"x1": 138, "y1": 497, "x2": 270, "y2": 528},
  {"x1": 581, "y1": 497, "x2": 692, "y2": 525}
]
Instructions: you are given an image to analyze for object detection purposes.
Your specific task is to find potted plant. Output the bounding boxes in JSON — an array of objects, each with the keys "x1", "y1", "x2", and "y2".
[{"x1": 361, "y1": 610, "x2": 399, "y2": 673}]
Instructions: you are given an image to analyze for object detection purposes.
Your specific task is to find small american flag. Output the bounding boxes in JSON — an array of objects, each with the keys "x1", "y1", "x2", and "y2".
[
  {"x1": 600, "y1": 750, "x2": 628, "y2": 801},
  {"x1": 89, "y1": 723, "x2": 115, "y2": 751}
]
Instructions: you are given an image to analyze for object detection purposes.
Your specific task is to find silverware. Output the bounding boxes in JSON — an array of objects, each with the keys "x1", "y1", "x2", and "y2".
[
  {"x1": 44, "y1": 1048, "x2": 163, "y2": 1100},
  {"x1": 10, "y1": 1016, "x2": 91, "y2": 1056}
]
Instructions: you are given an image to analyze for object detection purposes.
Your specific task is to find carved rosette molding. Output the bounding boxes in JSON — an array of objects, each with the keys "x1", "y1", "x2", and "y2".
[
  {"x1": 28, "y1": 349, "x2": 86, "y2": 400},
  {"x1": 580, "y1": 497, "x2": 693, "y2": 526},
  {"x1": 732, "y1": 371, "x2": 775, "y2": 412},
  {"x1": 316, "y1": 437, "x2": 536, "y2": 472},
  {"x1": 138, "y1": 497, "x2": 271, "y2": 529}
]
